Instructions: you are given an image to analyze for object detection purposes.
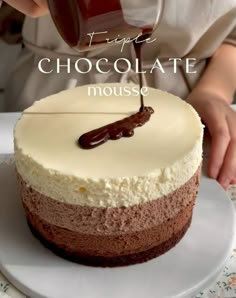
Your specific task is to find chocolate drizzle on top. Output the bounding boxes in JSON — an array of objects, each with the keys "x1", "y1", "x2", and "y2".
[
  {"x1": 78, "y1": 106, "x2": 154, "y2": 149},
  {"x1": 133, "y1": 33, "x2": 151, "y2": 112},
  {"x1": 79, "y1": 34, "x2": 154, "y2": 149}
]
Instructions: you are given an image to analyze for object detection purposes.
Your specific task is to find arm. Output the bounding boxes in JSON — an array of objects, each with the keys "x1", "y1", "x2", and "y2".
[
  {"x1": 3, "y1": 0, "x2": 48, "y2": 17},
  {"x1": 189, "y1": 43, "x2": 236, "y2": 101},
  {"x1": 187, "y1": 43, "x2": 236, "y2": 189}
]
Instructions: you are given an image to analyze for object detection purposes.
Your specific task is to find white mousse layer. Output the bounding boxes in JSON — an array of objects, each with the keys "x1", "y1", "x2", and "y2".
[{"x1": 14, "y1": 83, "x2": 203, "y2": 207}]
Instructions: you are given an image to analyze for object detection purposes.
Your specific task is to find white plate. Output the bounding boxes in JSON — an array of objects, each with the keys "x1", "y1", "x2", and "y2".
[{"x1": 0, "y1": 162, "x2": 235, "y2": 298}]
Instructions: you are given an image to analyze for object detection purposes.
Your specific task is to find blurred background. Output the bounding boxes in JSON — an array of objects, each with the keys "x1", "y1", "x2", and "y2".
[
  {"x1": 0, "y1": 3, "x2": 24, "y2": 112},
  {"x1": 0, "y1": 3, "x2": 235, "y2": 113}
]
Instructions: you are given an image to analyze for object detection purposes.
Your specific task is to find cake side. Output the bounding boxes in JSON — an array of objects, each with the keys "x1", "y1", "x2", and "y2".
[
  {"x1": 18, "y1": 167, "x2": 200, "y2": 267},
  {"x1": 18, "y1": 167, "x2": 200, "y2": 235}
]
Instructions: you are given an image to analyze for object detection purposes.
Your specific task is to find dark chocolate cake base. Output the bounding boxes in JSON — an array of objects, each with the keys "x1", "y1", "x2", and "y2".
[{"x1": 28, "y1": 217, "x2": 191, "y2": 267}]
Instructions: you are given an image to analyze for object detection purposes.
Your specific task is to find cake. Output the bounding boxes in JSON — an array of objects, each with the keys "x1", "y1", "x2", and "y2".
[{"x1": 14, "y1": 83, "x2": 203, "y2": 267}]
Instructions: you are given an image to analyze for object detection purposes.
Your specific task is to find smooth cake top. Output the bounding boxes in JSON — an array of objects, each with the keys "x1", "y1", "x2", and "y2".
[{"x1": 14, "y1": 83, "x2": 203, "y2": 179}]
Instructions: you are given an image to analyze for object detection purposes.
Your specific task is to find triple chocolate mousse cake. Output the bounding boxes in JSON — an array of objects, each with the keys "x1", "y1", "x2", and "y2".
[{"x1": 14, "y1": 83, "x2": 203, "y2": 267}]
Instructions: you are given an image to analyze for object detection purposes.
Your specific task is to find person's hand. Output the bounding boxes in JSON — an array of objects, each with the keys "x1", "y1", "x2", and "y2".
[
  {"x1": 3, "y1": 0, "x2": 48, "y2": 17},
  {"x1": 187, "y1": 91, "x2": 236, "y2": 189}
]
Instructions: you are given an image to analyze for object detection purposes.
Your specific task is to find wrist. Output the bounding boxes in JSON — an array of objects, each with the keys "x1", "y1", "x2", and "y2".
[
  {"x1": 190, "y1": 44, "x2": 236, "y2": 104},
  {"x1": 187, "y1": 87, "x2": 233, "y2": 105}
]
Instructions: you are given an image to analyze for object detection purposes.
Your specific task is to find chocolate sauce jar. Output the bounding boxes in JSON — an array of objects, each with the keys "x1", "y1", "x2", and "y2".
[{"x1": 47, "y1": 0, "x2": 164, "y2": 51}]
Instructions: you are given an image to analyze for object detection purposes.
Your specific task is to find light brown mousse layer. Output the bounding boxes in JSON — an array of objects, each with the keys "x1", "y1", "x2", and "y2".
[{"x1": 18, "y1": 167, "x2": 200, "y2": 267}]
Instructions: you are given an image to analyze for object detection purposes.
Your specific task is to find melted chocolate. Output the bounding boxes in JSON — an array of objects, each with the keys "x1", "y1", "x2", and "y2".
[
  {"x1": 134, "y1": 41, "x2": 144, "y2": 111},
  {"x1": 47, "y1": 0, "x2": 155, "y2": 149},
  {"x1": 78, "y1": 107, "x2": 154, "y2": 149},
  {"x1": 133, "y1": 33, "x2": 151, "y2": 111},
  {"x1": 79, "y1": 34, "x2": 154, "y2": 150}
]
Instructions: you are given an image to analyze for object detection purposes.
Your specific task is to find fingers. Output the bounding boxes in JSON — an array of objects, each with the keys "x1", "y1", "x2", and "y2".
[
  {"x1": 4, "y1": 0, "x2": 48, "y2": 17},
  {"x1": 217, "y1": 140, "x2": 236, "y2": 189},
  {"x1": 205, "y1": 108, "x2": 231, "y2": 180},
  {"x1": 217, "y1": 112, "x2": 236, "y2": 189},
  {"x1": 188, "y1": 94, "x2": 236, "y2": 189},
  {"x1": 207, "y1": 120, "x2": 230, "y2": 180}
]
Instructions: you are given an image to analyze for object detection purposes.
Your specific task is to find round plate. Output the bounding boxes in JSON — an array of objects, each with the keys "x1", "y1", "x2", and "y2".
[{"x1": 0, "y1": 163, "x2": 235, "y2": 298}]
